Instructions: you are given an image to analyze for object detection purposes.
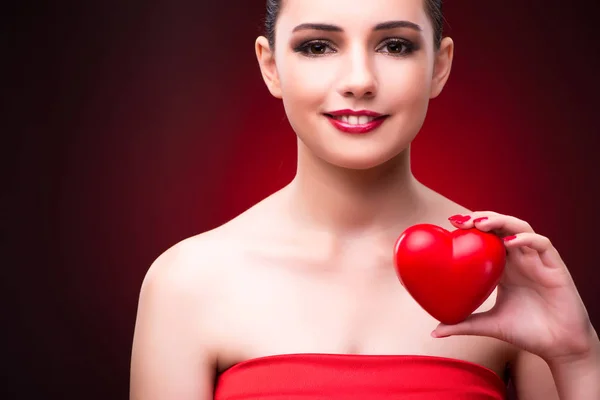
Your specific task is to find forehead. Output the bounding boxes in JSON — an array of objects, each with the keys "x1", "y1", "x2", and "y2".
[{"x1": 278, "y1": 0, "x2": 430, "y2": 31}]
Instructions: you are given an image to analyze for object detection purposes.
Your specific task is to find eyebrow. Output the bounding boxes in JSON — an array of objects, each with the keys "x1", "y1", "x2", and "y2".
[{"x1": 292, "y1": 20, "x2": 423, "y2": 33}]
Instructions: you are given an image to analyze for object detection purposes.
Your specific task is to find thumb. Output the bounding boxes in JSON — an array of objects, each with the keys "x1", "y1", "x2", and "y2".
[{"x1": 431, "y1": 311, "x2": 502, "y2": 339}]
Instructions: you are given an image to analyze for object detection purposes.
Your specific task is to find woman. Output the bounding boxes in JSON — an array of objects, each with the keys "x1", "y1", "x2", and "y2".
[{"x1": 130, "y1": 0, "x2": 600, "y2": 398}]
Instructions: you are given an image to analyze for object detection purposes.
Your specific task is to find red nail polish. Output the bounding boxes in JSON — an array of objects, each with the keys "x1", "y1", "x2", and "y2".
[
  {"x1": 455, "y1": 215, "x2": 471, "y2": 224},
  {"x1": 449, "y1": 215, "x2": 471, "y2": 223},
  {"x1": 503, "y1": 235, "x2": 517, "y2": 242},
  {"x1": 473, "y1": 217, "x2": 488, "y2": 223}
]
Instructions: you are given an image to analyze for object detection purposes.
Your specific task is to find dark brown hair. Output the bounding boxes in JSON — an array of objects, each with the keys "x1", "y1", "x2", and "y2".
[{"x1": 264, "y1": 0, "x2": 444, "y2": 51}]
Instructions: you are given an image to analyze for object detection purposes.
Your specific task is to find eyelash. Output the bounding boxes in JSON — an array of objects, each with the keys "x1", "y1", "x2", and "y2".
[{"x1": 293, "y1": 38, "x2": 416, "y2": 58}]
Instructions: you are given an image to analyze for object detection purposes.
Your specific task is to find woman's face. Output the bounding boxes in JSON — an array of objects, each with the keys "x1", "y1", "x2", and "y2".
[{"x1": 260, "y1": 0, "x2": 452, "y2": 170}]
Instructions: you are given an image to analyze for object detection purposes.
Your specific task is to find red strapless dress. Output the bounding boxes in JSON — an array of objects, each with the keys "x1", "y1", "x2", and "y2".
[{"x1": 214, "y1": 353, "x2": 507, "y2": 399}]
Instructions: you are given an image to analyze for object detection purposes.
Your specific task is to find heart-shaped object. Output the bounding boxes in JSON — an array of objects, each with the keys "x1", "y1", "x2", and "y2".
[{"x1": 393, "y1": 224, "x2": 506, "y2": 325}]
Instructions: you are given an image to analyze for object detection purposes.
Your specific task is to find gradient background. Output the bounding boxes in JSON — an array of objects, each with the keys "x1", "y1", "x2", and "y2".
[{"x1": 4, "y1": 0, "x2": 600, "y2": 398}]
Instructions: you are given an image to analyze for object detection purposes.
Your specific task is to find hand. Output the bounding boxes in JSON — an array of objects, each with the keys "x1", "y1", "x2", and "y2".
[{"x1": 431, "y1": 211, "x2": 598, "y2": 364}]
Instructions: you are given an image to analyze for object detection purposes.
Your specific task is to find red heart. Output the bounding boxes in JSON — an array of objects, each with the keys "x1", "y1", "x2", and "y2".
[{"x1": 393, "y1": 224, "x2": 506, "y2": 325}]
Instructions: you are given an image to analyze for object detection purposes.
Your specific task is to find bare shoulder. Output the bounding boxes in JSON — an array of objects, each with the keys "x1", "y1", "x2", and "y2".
[
  {"x1": 418, "y1": 184, "x2": 472, "y2": 219},
  {"x1": 130, "y1": 230, "x2": 229, "y2": 399},
  {"x1": 137, "y1": 190, "x2": 284, "y2": 314},
  {"x1": 140, "y1": 187, "x2": 285, "y2": 299},
  {"x1": 138, "y1": 230, "x2": 235, "y2": 324},
  {"x1": 143, "y1": 229, "x2": 229, "y2": 290},
  {"x1": 130, "y1": 208, "x2": 269, "y2": 399}
]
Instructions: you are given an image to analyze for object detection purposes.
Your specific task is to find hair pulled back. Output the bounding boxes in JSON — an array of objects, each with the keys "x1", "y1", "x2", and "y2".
[{"x1": 264, "y1": 0, "x2": 444, "y2": 51}]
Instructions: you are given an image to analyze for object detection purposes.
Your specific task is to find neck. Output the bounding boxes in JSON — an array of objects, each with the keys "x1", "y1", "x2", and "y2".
[{"x1": 284, "y1": 140, "x2": 426, "y2": 240}]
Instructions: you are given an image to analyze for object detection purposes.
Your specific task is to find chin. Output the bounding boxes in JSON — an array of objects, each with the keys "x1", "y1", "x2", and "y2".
[
  {"x1": 295, "y1": 115, "x2": 418, "y2": 171},
  {"x1": 320, "y1": 145, "x2": 407, "y2": 171}
]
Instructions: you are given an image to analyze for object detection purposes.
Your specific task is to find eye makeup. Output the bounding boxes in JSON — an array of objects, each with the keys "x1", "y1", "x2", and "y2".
[{"x1": 291, "y1": 36, "x2": 421, "y2": 58}]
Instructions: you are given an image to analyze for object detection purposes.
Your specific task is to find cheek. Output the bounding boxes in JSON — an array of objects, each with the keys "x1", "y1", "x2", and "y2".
[
  {"x1": 378, "y1": 60, "x2": 433, "y2": 106},
  {"x1": 279, "y1": 57, "x2": 335, "y2": 107}
]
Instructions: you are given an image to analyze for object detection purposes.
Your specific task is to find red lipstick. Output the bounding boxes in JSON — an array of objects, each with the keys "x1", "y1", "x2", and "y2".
[{"x1": 324, "y1": 109, "x2": 388, "y2": 134}]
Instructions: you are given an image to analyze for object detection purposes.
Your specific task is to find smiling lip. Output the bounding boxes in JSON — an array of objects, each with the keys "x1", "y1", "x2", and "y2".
[
  {"x1": 326, "y1": 109, "x2": 384, "y2": 117},
  {"x1": 324, "y1": 109, "x2": 389, "y2": 134}
]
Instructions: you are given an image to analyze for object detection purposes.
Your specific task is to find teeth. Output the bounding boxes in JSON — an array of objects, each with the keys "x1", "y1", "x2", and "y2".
[{"x1": 333, "y1": 115, "x2": 377, "y2": 125}]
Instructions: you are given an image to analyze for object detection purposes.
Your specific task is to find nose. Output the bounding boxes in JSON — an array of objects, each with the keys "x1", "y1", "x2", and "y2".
[{"x1": 337, "y1": 47, "x2": 377, "y2": 99}]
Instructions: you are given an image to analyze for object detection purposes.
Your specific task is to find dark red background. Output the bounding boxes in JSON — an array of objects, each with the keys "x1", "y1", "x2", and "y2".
[{"x1": 4, "y1": 1, "x2": 600, "y2": 398}]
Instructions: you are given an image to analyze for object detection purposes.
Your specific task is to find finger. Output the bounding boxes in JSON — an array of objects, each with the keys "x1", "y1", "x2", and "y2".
[
  {"x1": 448, "y1": 211, "x2": 501, "y2": 230},
  {"x1": 431, "y1": 311, "x2": 502, "y2": 340},
  {"x1": 503, "y1": 232, "x2": 562, "y2": 268},
  {"x1": 448, "y1": 211, "x2": 535, "y2": 256},
  {"x1": 472, "y1": 214, "x2": 534, "y2": 236},
  {"x1": 448, "y1": 212, "x2": 537, "y2": 256},
  {"x1": 473, "y1": 214, "x2": 538, "y2": 256}
]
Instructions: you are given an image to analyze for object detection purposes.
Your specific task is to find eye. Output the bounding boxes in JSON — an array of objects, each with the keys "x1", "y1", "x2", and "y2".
[
  {"x1": 378, "y1": 38, "x2": 415, "y2": 56},
  {"x1": 295, "y1": 40, "x2": 336, "y2": 57},
  {"x1": 294, "y1": 38, "x2": 416, "y2": 58}
]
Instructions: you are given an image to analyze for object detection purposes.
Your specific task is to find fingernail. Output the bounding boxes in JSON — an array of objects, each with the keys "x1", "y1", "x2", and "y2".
[
  {"x1": 473, "y1": 217, "x2": 488, "y2": 223},
  {"x1": 453, "y1": 215, "x2": 471, "y2": 224},
  {"x1": 503, "y1": 235, "x2": 517, "y2": 242},
  {"x1": 448, "y1": 214, "x2": 470, "y2": 223}
]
